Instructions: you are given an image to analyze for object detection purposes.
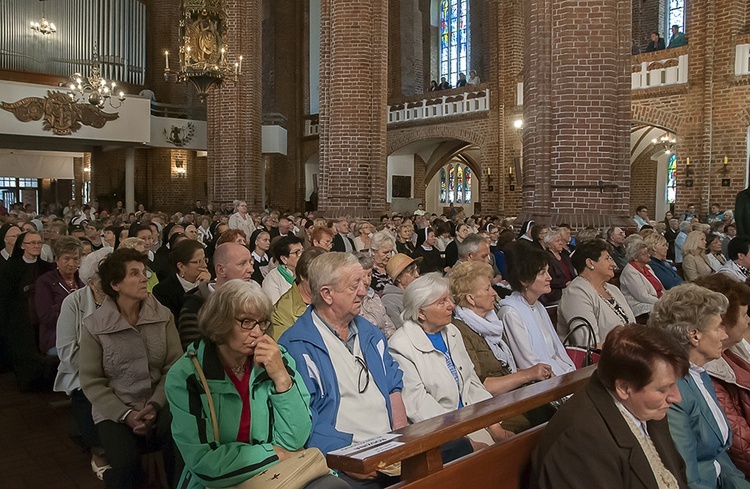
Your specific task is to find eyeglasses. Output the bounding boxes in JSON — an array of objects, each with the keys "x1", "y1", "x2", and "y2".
[
  {"x1": 288, "y1": 249, "x2": 304, "y2": 257},
  {"x1": 188, "y1": 258, "x2": 209, "y2": 265},
  {"x1": 355, "y1": 355, "x2": 370, "y2": 394},
  {"x1": 236, "y1": 317, "x2": 272, "y2": 333}
]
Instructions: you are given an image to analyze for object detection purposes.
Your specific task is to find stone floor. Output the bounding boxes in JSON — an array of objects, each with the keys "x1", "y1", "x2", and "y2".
[{"x1": 0, "y1": 373, "x2": 101, "y2": 489}]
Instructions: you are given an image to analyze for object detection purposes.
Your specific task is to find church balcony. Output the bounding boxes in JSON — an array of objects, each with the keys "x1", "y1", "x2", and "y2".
[
  {"x1": 387, "y1": 84, "x2": 490, "y2": 125},
  {"x1": 631, "y1": 46, "x2": 688, "y2": 92}
]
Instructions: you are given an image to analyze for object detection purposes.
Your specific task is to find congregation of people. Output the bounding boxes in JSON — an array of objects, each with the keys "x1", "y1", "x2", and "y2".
[{"x1": 2, "y1": 196, "x2": 750, "y2": 489}]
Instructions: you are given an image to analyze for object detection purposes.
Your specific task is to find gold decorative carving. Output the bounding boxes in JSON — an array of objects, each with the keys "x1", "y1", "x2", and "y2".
[{"x1": 1, "y1": 90, "x2": 119, "y2": 135}]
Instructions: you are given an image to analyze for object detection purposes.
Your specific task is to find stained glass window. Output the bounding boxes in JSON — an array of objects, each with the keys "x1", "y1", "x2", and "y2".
[
  {"x1": 667, "y1": 0, "x2": 685, "y2": 35},
  {"x1": 439, "y1": 0, "x2": 469, "y2": 88},
  {"x1": 465, "y1": 168, "x2": 472, "y2": 203},
  {"x1": 440, "y1": 168, "x2": 447, "y2": 203},
  {"x1": 448, "y1": 165, "x2": 455, "y2": 203},
  {"x1": 456, "y1": 165, "x2": 464, "y2": 203},
  {"x1": 666, "y1": 154, "x2": 677, "y2": 204}
]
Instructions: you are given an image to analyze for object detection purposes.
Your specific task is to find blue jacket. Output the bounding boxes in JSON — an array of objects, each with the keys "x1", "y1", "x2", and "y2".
[
  {"x1": 667, "y1": 373, "x2": 750, "y2": 489},
  {"x1": 278, "y1": 307, "x2": 403, "y2": 455},
  {"x1": 649, "y1": 257, "x2": 683, "y2": 290}
]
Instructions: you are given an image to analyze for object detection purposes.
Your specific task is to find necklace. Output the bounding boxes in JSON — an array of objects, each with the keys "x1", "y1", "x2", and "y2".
[
  {"x1": 230, "y1": 364, "x2": 248, "y2": 375},
  {"x1": 580, "y1": 275, "x2": 611, "y2": 300}
]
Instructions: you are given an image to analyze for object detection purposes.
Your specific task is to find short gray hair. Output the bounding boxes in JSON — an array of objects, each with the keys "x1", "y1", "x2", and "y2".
[
  {"x1": 648, "y1": 283, "x2": 728, "y2": 351},
  {"x1": 402, "y1": 273, "x2": 451, "y2": 323},
  {"x1": 544, "y1": 228, "x2": 563, "y2": 246},
  {"x1": 370, "y1": 230, "x2": 395, "y2": 253},
  {"x1": 624, "y1": 237, "x2": 647, "y2": 262},
  {"x1": 198, "y1": 279, "x2": 272, "y2": 344},
  {"x1": 457, "y1": 233, "x2": 486, "y2": 259},
  {"x1": 356, "y1": 252, "x2": 374, "y2": 270},
  {"x1": 679, "y1": 220, "x2": 692, "y2": 232},
  {"x1": 309, "y1": 252, "x2": 361, "y2": 308},
  {"x1": 79, "y1": 246, "x2": 113, "y2": 284}
]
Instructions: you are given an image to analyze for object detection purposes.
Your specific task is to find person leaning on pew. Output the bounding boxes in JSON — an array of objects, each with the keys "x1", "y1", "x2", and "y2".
[{"x1": 532, "y1": 324, "x2": 690, "y2": 489}]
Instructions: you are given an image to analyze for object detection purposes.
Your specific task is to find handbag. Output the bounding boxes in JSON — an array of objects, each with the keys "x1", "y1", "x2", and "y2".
[
  {"x1": 188, "y1": 352, "x2": 331, "y2": 489},
  {"x1": 562, "y1": 316, "x2": 601, "y2": 369}
]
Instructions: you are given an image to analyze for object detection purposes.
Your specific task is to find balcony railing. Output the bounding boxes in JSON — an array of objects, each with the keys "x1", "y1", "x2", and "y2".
[
  {"x1": 303, "y1": 115, "x2": 319, "y2": 137},
  {"x1": 736, "y1": 44, "x2": 750, "y2": 76},
  {"x1": 387, "y1": 87, "x2": 490, "y2": 124},
  {"x1": 632, "y1": 53, "x2": 688, "y2": 90}
]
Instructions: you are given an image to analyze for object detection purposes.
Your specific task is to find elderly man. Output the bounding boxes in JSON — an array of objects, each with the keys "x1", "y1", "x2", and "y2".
[
  {"x1": 606, "y1": 227, "x2": 627, "y2": 270},
  {"x1": 719, "y1": 235, "x2": 750, "y2": 282},
  {"x1": 674, "y1": 220, "x2": 692, "y2": 264},
  {"x1": 455, "y1": 233, "x2": 507, "y2": 293},
  {"x1": 277, "y1": 216, "x2": 295, "y2": 238},
  {"x1": 279, "y1": 252, "x2": 407, "y2": 485},
  {"x1": 177, "y1": 242, "x2": 255, "y2": 349},
  {"x1": 332, "y1": 219, "x2": 356, "y2": 253}
]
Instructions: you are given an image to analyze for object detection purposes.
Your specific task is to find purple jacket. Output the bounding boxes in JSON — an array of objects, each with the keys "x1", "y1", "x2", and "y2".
[{"x1": 36, "y1": 269, "x2": 83, "y2": 354}]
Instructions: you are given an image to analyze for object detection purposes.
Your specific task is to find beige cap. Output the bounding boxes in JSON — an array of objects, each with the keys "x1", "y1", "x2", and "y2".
[{"x1": 385, "y1": 253, "x2": 423, "y2": 280}]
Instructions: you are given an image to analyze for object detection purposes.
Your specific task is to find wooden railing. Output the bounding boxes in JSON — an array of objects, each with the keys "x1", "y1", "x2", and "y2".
[{"x1": 327, "y1": 365, "x2": 596, "y2": 486}]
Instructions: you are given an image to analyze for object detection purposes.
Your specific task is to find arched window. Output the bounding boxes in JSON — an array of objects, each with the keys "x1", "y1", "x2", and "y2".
[
  {"x1": 440, "y1": 0, "x2": 469, "y2": 87},
  {"x1": 439, "y1": 163, "x2": 473, "y2": 204},
  {"x1": 666, "y1": 154, "x2": 677, "y2": 204},
  {"x1": 456, "y1": 165, "x2": 464, "y2": 203},
  {"x1": 440, "y1": 168, "x2": 447, "y2": 203},
  {"x1": 464, "y1": 168, "x2": 472, "y2": 203},
  {"x1": 448, "y1": 165, "x2": 455, "y2": 202}
]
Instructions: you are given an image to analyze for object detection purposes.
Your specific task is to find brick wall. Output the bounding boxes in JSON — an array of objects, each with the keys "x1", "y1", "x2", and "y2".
[
  {"x1": 632, "y1": 0, "x2": 666, "y2": 53},
  {"x1": 414, "y1": 154, "x2": 427, "y2": 204},
  {"x1": 630, "y1": 150, "x2": 659, "y2": 214}
]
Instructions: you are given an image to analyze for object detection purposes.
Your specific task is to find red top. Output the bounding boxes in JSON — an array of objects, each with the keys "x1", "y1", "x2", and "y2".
[
  {"x1": 224, "y1": 359, "x2": 253, "y2": 443},
  {"x1": 630, "y1": 261, "x2": 663, "y2": 298}
]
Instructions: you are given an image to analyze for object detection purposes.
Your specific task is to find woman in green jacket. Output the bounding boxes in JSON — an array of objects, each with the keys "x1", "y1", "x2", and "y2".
[{"x1": 166, "y1": 279, "x2": 347, "y2": 489}]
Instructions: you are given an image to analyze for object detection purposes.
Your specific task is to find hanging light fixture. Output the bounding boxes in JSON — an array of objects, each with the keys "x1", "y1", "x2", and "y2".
[
  {"x1": 163, "y1": 0, "x2": 241, "y2": 102},
  {"x1": 30, "y1": 0, "x2": 56, "y2": 35},
  {"x1": 67, "y1": 46, "x2": 126, "y2": 109},
  {"x1": 652, "y1": 132, "x2": 677, "y2": 155}
]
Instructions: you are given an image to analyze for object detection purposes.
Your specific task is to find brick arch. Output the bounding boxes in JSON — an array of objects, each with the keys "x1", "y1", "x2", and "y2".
[
  {"x1": 424, "y1": 150, "x2": 482, "y2": 186},
  {"x1": 631, "y1": 105, "x2": 683, "y2": 133},
  {"x1": 386, "y1": 125, "x2": 489, "y2": 156}
]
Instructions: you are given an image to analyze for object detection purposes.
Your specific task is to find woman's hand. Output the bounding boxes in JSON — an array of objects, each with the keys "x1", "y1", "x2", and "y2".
[
  {"x1": 521, "y1": 363, "x2": 554, "y2": 383},
  {"x1": 196, "y1": 270, "x2": 212, "y2": 283},
  {"x1": 488, "y1": 423, "x2": 514, "y2": 443},
  {"x1": 124, "y1": 404, "x2": 157, "y2": 436},
  {"x1": 253, "y1": 335, "x2": 293, "y2": 393}
]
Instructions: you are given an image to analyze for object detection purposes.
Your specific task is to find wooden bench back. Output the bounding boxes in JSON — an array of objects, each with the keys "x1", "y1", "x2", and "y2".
[{"x1": 327, "y1": 365, "x2": 595, "y2": 484}]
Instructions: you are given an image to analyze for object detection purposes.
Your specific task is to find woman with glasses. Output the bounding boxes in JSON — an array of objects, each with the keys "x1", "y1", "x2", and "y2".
[
  {"x1": 558, "y1": 240, "x2": 636, "y2": 347},
  {"x1": 166, "y1": 279, "x2": 345, "y2": 489},
  {"x1": 80, "y1": 248, "x2": 182, "y2": 489},
  {"x1": 153, "y1": 240, "x2": 211, "y2": 322},
  {"x1": 0, "y1": 231, "x2": 56, "y2": 390},
  {"x1": 262, "y1": 236, "x2": 305, "y2": 305},
  {"x1": 388, "y1": 273, "x2": 513, "y2": 451}
]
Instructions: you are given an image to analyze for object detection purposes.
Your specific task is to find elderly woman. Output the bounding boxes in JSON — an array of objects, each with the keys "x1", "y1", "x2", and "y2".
[
  {"x1": 0, "y1": 231, "x2": 56, "y2": 390},
  {"x1": 558, "y1": 240, "x2": 635, "y2": 346},
  {"x1": 450, "y1": 261, "x2": 555, "y2": 431},
  {"x1": 262, "y1": 236, "x2": 305, "y2": 304},
  {"x1": 54, "y1": 247, "x2": 112, "y2": 479},
  {"x1": 381, "y1": 253, "x2": 421, "y2": 329},
  {"x1": 370, "y1": 230, "x2": 395, "y2": 293},
  {"x1": 389, "y1": 273, "x2": 513, "y2": 451},
  {"x1": 682, "y1": 230, "x2": 713, "y2": 281},
  {"x1": 80, "y1": 248, "x2": 182, "y2": 489},
  {"x1": 311, "y1": 226, "x2": 334, "y2": 251},
  {"x1": 540, "y1": 228, "x2": 575, "y2": 305},
  {"x1": 356, "y1": 253, "x2": 397, "y2": 338},
  {"x1": 153, "y1": 239, "x2": 211, "y2": 322},
  {"x1": 353, "y1": 221, "x2": 373, "y2": 252},
  {"x1": 705, "y1": 233, "x2": 728, "y2": 273},
  {"x1": 271, "y1": 247, "x2": 327, "y2": 340},
  {"x1": 619, "y1": 238, "x2": 664, "y2": 324},
  {"x1": 498, "y1": 243, "x2": 576, "y2": 376},
  {"x1": 36, "y1": 237, "x2": 84, "y2": 356},
  {"x1": 166, "y1": 280, "x2": 344, "y2": 489},
  {"x1": 695, "y1": 275, "x2": 750, "y2": 478},
  {"x1": 649, "y1": 283, "x2": 750, "y2": 489},
  {"x1": 645, "y1": 232, "x2": 683, "y2": 290},
  {"x1": 533, "y1": 324, "x2": 690, "y2": 489}
]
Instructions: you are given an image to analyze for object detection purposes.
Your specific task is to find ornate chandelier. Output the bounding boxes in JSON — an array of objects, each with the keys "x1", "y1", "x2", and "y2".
[
  {"x1": 67, "y1": 48, "x2": 125, "y2": 109},
  {"x1": 652, "y1": 132, "x2": 677, "y2": 155},
  {"x1": 30, "y1": 0, "x2": 56, "y2": 35},
  {"x1": 163, "y1": 0, "x2": 242, "y2": 102}
]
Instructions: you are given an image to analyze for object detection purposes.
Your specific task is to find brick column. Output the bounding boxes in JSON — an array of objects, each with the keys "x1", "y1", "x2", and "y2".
[
  {"x1": 523, "y1": 0, "x2": 632, "y2": 227},
  {"x1": 206, "y1": 0, "x2": 263, "y2": 210},
  {"x1": 318, "y1": 0, "x2": 388, "y2": 217}
]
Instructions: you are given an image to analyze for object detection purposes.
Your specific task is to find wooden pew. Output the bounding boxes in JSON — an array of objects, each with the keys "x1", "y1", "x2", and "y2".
[{"x1": 327, "y1": 365, "x2": 596, "y2": 488}]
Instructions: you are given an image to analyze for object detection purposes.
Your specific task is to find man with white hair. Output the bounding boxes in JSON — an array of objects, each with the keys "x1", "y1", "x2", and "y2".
[
  {"x1": 177, "y1": 242, "x2": 255, "y2": 348},
  {"x1": 331, "y1": 219, "x2": 355, "y2": 253},
  {"x1": 674, "y1": 220, "x2": 692, "y2": 264},
  {"x1": 279, "y1": 252, "x2": 407, "y2": 484}
]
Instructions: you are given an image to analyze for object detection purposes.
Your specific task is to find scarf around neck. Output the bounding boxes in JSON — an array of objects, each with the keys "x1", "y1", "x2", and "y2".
[{"x1": 454, "y1": 305, "x2": 517, "y2": 372}]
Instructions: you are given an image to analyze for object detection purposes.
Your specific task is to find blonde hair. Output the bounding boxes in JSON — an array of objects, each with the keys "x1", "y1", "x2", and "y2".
[
  {"x1": 449, "y1": 261, "x2": 494, "y2": 307},
  {"x1": 681, "y1": 231, "x2": 706, "y2": 257},
  {"x1": 643, "y1": 232, "x2": 667, "y2": 255},
  {"x1": 118, "y1": 237, "x2": 146, "y2": 251}
]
